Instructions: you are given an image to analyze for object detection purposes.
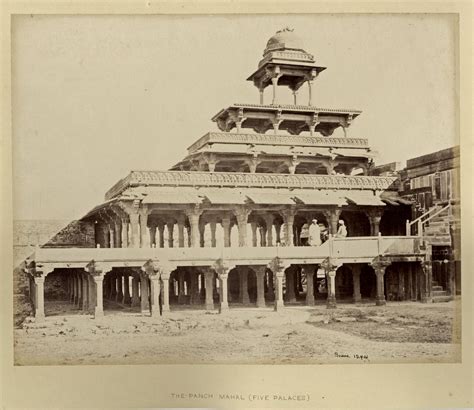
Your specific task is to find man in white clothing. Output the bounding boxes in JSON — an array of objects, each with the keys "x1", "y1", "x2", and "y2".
[
  {"x1": 308, "y1": 219, "x2": 322, "y2": 246},
  {"x1": 336, "y1": 219, "x2": 348, "y2": 238}
]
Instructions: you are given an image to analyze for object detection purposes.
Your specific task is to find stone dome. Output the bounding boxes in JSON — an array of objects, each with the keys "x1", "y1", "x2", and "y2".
[{"x1": 264, "y1": 28, "x2": 307, "y2": 54}]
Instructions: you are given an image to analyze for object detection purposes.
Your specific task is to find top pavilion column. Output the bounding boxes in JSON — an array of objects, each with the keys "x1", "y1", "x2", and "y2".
[{"x1": 246, "y1": 28, "x2": 326, "y2": 106}]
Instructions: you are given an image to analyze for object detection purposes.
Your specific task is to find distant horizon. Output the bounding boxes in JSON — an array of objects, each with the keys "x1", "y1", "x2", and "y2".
[{"x1": 12, "y1": 14, "x2": 458, "y2": 220}]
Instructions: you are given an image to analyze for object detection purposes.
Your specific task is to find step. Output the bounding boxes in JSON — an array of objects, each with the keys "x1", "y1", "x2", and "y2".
[
  {"x1": 432, "y1": 280, "x2": 438, "y2": 286},
  {"x1": 432, "y1": 285, "x2": 443, "y2": 291},
  {"x1": 432, "y1": 290, "x2": 447, "y2": 297},
  {"x1": 432, "y1": 295, "x2": 452, "y2": 303}
]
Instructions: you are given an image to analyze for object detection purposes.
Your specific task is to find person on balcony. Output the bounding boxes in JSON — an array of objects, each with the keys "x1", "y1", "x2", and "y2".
[
  {"x1": 336, "y1": 219, "x2": 348, "y2": 238},
  {"x1": 309, "y1": 219, "x2": 322, "y2": 246},
  {"x1": 300, "y1": 222, "x2": 310, "y2": 246}
]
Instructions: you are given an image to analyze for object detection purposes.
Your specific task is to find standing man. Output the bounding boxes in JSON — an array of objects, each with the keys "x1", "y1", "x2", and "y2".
[
  {"x1": 336, "y1": 219, "x2": 348, "y2": 238},
  {"x1": 309, "y1": 219, "x2": 322, "y2": 246}
]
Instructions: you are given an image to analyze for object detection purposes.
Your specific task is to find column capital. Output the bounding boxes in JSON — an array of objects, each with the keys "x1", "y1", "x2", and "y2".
[
  {"x1": 280, "y1": 205, "x2": 297, "y2": 221},
  {"x1": 268, "y1": 256, "x2": 289, "y2": 276},
  {"x1": 320, "y1": 257, "x2": 341, "y2": 274},
  {"x1": 213, "y1": 258, "x2": 235, "y2": 277},
  {"x1": 370, "y1": 256, "x2": 392, "y2": 274},
  {"x1": 233, "y1": 206, "x2": 251, "y2": 223},
  {"x1": 24, "y1": 261, "x2": 55, "y2": 278},
  {"x1": 185, "y1": 205, "x2": 203, "y2": 220}
]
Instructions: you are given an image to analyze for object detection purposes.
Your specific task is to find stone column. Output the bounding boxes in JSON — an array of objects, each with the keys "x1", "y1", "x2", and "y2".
[
  {"x1": 282, "y1": 208, "x2": 296, "y2": 246},
  {"x1": 275, "y1": 222, "x2": 282, "y2": 245},
  {"x1": 150, "y1": 276, "x2": 161, "y2": 317},
  {"x1": 222, "y1": 216, "x2": 231, "y2": 247},
  {"x1": 108, "y1": 224, "x2": 115, "y2": 248},
  {"x1": 157, "y1": 223, "x2": 165, "y2": 248},
  {"x1": 129, "y1": 210, "x2": 140, "y2": 248},
  {"x1": 210, "y1": 219, "x2": 217, "y2": 248},
  {"x1": 420, "y1": 260, "x2": 433, "y2": 303},
  {"x1": 204, "y1": 270, "x2": 215, "y2": 311},
  {"x1": 264, "y1": 215, "x2": 274, "y2": 247},
  {"x1": 352, "y1": 264, "x2": 362, "y2": 303},
  {"x1": 123, "y1": 272, "x2": 131, "y2": 305},
  {"x1": 149, "y1": 225, "x2": 157, "y2": 248},
  {"x1": 140, "y1": 274, "x2": 150, "y2": 315},
  {"x1": 178, "y1": 270, "x2": 186, "y2": 304},
  {"x1": 121, "y1": 218, "x2": 129, "y2": 248},
  {"x1": 165, "y1": 222, "x2": 173, "y2": 248},
  {"x1": 235, "y1": 207, "x2": 250, "y2": 247},
  {"x1": 260, "y1": 225, "x2": 267, "y2": 247},
  {"x1": 286, "y1": 268, "x2": 296, "y2": 303},
  {"x1": 140, "y1": 211, "x2": 150, "y2": 248},
  {"x1": 116, "y1": 272, "x2": 124, "y2": 302},
  {"x1": 177, "y1": 217, "x2": 185, "y2": 248},
  {"x1": 255, "y1": 267, "x2": 266, "y2": 308},
  {"x1": 367, "y1": 209, "x2": 383, "y2": 236},
  {"x1": 131, "y1": 275, "x2": 140, "y2": 307},
  {"x1": 82, "y1": 272, "x2": 89, "y2": 310},
  {"x1": 326, "y1": 270, "x2": 337, "y2": 308},
  {"x1": 371, "y1": 259, "x2": 391, "y2": 306},
  {"x1": 186, "y1": 208, "x2": 201, "y2": 248},
  {"x1": 33, "y1": 276, "x2": 45, "y2": 320},
  {"x1": 219, "y1": 273, "x2": 229, "y2": 311},
  {"x1": 274, "y1": 269, "x2": 285, "y2": 311},
  {"x1": 305, "y1": 266, "x2": 315, "y2": 306},
  {"x1": 324, "y1": 209, "x2": 342, "y2": 236},
  {"x1": 114, "y1": 220, "x2": 122, "y2": 248},
  {"x1": 93, "y1": 275, "x2": 104, "y2": 318},
  {"x1": 109, "y1": 273, "x2": 117, "y2": 300},
  {"x1": 250, "y1": 222, "x2": 258, "y2": 247},
  {"x1": 240, "y1": 269, "x2": 250, "y2": 304},
  {"x1": 161, "y1": 272, "x2": 171, "y2": 313},
  {"x1": 199, "y1": 222, "x2": 205, "y2": 247}
]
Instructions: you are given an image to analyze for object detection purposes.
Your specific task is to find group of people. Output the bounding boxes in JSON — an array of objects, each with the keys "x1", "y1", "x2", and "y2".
[{"x1": 299, "y1": 219, "x2": 347, "y2": 246}]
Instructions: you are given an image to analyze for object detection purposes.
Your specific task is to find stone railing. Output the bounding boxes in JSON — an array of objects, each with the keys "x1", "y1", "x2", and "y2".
[
  {"x1": 187, "y1": 132, "x2": 369, "y2": 153},
  {"x1": 232, "y1": 103, "x2": 362, "y2": 114},
  {"x1": 105, "y1": 170, "x2": 398, "y2": 200},
  {"x1": 32, "y1": 236, "x2": 424, "y2": 269}
]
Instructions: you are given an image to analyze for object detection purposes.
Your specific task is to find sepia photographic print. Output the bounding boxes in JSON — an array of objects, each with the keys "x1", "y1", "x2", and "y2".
[{"x1": 2, "y1": 5, "x2": 473, "y2": 409}]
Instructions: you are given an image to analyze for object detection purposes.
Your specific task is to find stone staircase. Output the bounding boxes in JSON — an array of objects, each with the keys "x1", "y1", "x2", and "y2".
[
  {"x1": 422, "y1": 203, "x2": 460, "y2": 246},
  {"x1": 431, "y1": 280, "x2": 452, "y2": 303}
]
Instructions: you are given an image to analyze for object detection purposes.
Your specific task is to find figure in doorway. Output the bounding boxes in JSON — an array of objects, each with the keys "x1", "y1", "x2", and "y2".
[
  {"x1": 309, "y1": 219, "x2": 322, "y2": 246},
  {"x1": 300, "y1": 222, "x2": 310, "y2": 246},
  {"x1": 336, "y1": 219, "x2": 347, "y2": 238}
]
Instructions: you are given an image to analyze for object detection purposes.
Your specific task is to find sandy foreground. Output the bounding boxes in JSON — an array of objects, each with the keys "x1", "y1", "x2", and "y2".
[{"x1": 14, "y1": 300, "x2": 461, "y2": 366}]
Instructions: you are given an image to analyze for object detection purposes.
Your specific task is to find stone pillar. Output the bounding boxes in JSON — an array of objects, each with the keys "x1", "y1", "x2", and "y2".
[
  {"x1": 177, "y1": 218, "x2": 185, "y2": 248},
  {"x1": 149, "y1": 225, "x2": 157, "y2": 248},
  {"x1": 368, "y1": 209, "x2": 383, "y2": 236},
  {"x1": 282, "y1": 208, "x2": 296, "y2": 246},
  {"x1": 199, "y1": 222, "x2": 205, "y2": 247},
  {"x1": 157, "y1": 223, "x2": 165, "y2": 248},
  {"x1": 420, "y1": 260, "x2": 433, "y2": 303},
  {"x1": 166, "y1": 222, "x2": 174, "y2": 248},
  {"x1": 87, "y1": 275, "x2": 96, "y2": 313},
  {"x1": 235, "y1": 207, "x2": 250, "y2": 247},
  {"x1": 275, "y1": 222, "x2": 282, "y2": 245},
  {"x1": 114, "y1": 220, "x2": 122, "y2": 248},
  {"x1": 161, "y1": 272, "x2": 171, "y2": 313},
  {"x1": 129, "y1": 211, "x2": 140, "y2": 248},
  {"x1": 305, "y1": 266, "x2": 315, "y2": 306},
  {"x1": 217, "y1": 270, "x2": 230, "y2": 312},
  {"x1": 371, "y1": 259, "x2": 391, "y2": 306},
  {"x1": 109, "y1": 273, "x2": 117, "y2": 300},
  {"x1": 255, "y1": 267, "x2": 266, "y2": 308},
  {"x1": 204, "y1": 270, "x2": 215, "y2": 311},
  {"x1": 92, "y1": 275, "x2": 104, "y2": 318},
  {"x1": 186, "y1": 208, "x2": 201, "y2": 248},
  {"x1": 150, "y1": 276, "x2": 160, "y2": 317},
  {"x1": 260, "y1": 225, "x2": 267, "y2": 247},
  {"x1": 210, "y1": 219, "x2": 217, "y2": 248},
  {"x1": 264, "y1": 215, "x2": 274, "y2": 247},
  {"x1": 108, "y1": 224, "x2": 115, "y2": 248},
  {"x1": 222, "y1": 216, "x2": 231, "y2": 247},
  {"x1": 121, "y1": 218, "x2": 129, "y2": 248},
  {"x1": 190, "y1": 273, "x2": 200, "y2": 305},
  {"x1": 274, "y1": 270, "x2": 285, "y2": 311},
  {"x1": 271, "y1": 74, "x2": 278, "y2": 104},
  {"x1": 352, "y1": 264, "x2": 362, "y2": 303},
  {"x1": 140, "y1": 274, "x2": 150, "y2": 315},
  {"x1": 33, "y1": 276, "x2": 45, "y2": 320},
  {"x1": 123, "y1": 272, "x2": 131, "y2": 305},
  {"x1": 324, "y1": 209, "x2": 342, "y2": 236},
  {"x1": 116, "y1": 272, "x2": 124, "y2": 302},
  {"x1": 250, "y1": 222, "x2": 258, "y2": 247},
  {"x1": 82, "y1": 272, "x2": 89, "y2": 310},
  {"x1": 326, "y1": 270, "x2": 337, "y2": 308},
  {"x1": 178, "y1": 270, "x2": 186, "y2": 304},
  {"x1": 139, "y1": 210, "x2": 150, "y2": 248},
  {"x1": 240, "y1": 269, "x2": 250, "y2": 304},
  {"x1": 131, "y1": 275, "x2": 140, "y2": 307},
  {"x1": 286, "y1": 269, "x2": 296, "y2": 302}
]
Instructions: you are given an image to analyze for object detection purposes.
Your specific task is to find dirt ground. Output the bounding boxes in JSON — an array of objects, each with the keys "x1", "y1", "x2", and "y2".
[{"x1": 14, "y1": 299, "x2": 461, "y2": 366}]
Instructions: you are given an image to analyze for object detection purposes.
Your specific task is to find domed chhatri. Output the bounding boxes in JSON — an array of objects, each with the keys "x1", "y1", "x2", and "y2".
[
  {"x1": 264, "y1": 27, "x2": 307, "y2": 54},
  {"x1": 247, "y1": 28, "x2": 326, "y2": 106}
]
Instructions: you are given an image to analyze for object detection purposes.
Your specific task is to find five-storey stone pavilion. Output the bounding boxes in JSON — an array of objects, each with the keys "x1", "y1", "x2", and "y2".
[{"x1": 24, "y1": 28, "x2": 437, "y2": 321}]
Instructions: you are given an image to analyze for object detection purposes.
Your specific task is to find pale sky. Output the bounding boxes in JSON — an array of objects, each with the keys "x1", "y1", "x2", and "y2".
[{"x1": 12, "y1": 14, "x2": 458, "y2": 220}]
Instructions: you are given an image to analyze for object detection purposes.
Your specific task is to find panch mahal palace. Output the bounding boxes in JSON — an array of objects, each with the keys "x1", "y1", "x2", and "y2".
[{"x1": 23, "y1": 28, "x2": 460, "y2": 321}]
